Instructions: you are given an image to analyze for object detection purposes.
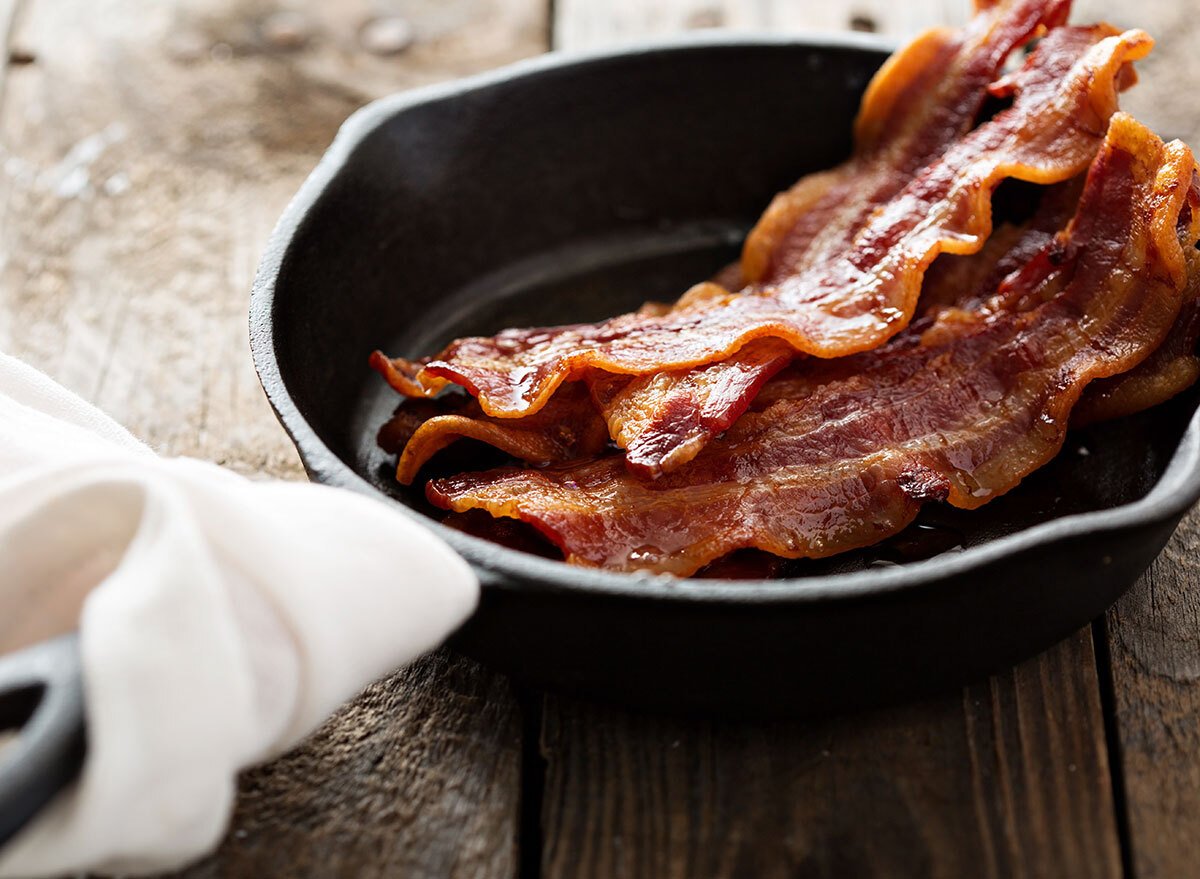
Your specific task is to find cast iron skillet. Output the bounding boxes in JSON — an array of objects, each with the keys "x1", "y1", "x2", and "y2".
[
  {"x1": 0, "y1": 636, "x2": 85, "y2": 848},
  {"x1": 9, "y1": 28, "x2": 1200, "y2": 849},
  {"x1": 250, "y1": 31, "x2": 1200, "y2": 715}
]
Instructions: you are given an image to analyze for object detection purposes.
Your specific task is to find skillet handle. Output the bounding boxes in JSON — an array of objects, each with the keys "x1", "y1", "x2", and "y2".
[{"x1": 0, "y1": 634, "x2": 86, "y2": 849}]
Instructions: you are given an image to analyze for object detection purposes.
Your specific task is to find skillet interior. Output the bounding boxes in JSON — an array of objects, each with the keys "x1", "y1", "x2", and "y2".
[{"x1": 255, "y1": 35, "x2": 1200, "y2": 714}]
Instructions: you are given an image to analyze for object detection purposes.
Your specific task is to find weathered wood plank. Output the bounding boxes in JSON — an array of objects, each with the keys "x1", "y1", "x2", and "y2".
[
  {"x1": 1104, "y1": 507, "x2": 1200, "y2": 879},
  {"x1": 539, "y1": 630, "x2": 1122, "y2": 879},
  {"x1": 555, "y1": 0, "x2": 1200, "y2": 59},
  {"x1": 0, "y1": 1, "x2": 547, "y2": 876},
  {"x1": 553, "y1": 0, "x2": 964, "y2": 51},
  {"x1": 0, "y1": 0, "x2": 548, "y2": 478},
  {"x1": 169, "y1": 651, "x2": 523, "y2": 879}
]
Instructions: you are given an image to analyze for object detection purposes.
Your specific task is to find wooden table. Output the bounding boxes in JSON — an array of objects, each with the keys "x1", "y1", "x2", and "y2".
[{"x1": 4, "y1": 1, "x2": 1199, "y2": 876}]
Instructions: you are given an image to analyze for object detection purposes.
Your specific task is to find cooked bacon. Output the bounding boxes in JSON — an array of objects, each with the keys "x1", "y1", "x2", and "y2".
[
  {"x1": 750, "y1": 179, "x2": 1087, "y2": 410},
  {"x1": 377, "y1": 180, "x2": 1180, "y2": 483},
  {"x1": 916, "y1": 178, "x2": 1085, "y2": 316},
  {"x1": 370, "y1": 349, "x2": 430, "y2": 399},
  {"x1": 1072, "y1": 254, "x2": 1200, "y2": 426},
  {"x1": 586, "y1": 338, "x2": 795, "y2": 477},
  {"x1": 590, "y1": 7, "x2": 1140, "y2": 480},
  {"x1": 427, "y1": 115, "x2": 1200, "y2": 576},
  {"x1": 380, "y1": 381, "x2": 609, "y2": 485},
  {"x1": 373, "y1": 3, "x2": 1146, "y2": 480},
  {"x1": 440, "y1": 510, "x2": 562, "y2": 559},
  {"x1": 390, "y1": 21, "x2": 1151, "y2": 467},
  {"x1": 603, "y1": 180, "x2": 1090, "y2": 478},
  {"x1": 741, "y1": 0, "x2": 1068, "y2": 286}
]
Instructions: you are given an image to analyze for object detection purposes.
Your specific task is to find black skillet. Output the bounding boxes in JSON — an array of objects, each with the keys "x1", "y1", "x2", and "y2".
[
  {"x1": 0, "y1": 635, "x2": 85, "y2": 848},
  {"x1": 250, "y1": 31, "x2": 1200, "y2": 715},
  {"x1": 4, "y1": 30, "x2": 1200, "y2": 846}
]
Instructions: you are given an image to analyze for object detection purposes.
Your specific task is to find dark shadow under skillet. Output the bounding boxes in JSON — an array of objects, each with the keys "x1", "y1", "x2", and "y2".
[{"x1": 251, "y1": 32, "x2": 1200, "y2": 716}]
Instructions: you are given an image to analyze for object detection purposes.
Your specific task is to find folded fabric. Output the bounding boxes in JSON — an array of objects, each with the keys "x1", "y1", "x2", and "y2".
[{"x1": 0, "y1": 352, "x2": 479, "y2": 877}]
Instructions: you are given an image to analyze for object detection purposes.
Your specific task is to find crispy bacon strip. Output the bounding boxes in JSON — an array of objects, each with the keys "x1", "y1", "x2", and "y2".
[
  {"x1": 378, "y1": 381, "x2": 609, "y2": 485},
  {"x1": 374, "y1": 0, "x2": 1045, "y2": 412},
  {"x1": 600, "y1": 180, "x2": 1089, "y2": 479},
  {"x1": 742, "y1": 0, "x2": 1068, "y2": 285},
  {"x1": 389, "y1": 22, "x2": 1150, "y2": 436},
  {"x1": 427, "y1": 115, "x2": 1200, "y2": 576},
  {"x1": 592, "y1": 7, "x2": 1141, "y2": 480},
  {"x1": 1072, "y1": 255, "x2": 1200, "y2": 426},
  {"x1": 916, "y1": 179, "x2": 1085, "y2": 316},
  {"x1": 586, "y1": 338, "x2": 795, "y2": 477},
  {"x1": 370, "y1": 349, "x2": 429, "y2": 398},
  {"x1": 372, "y1": 4, "x2": 1134, "y2": 481},
  {"x1": 751, "y1": 179, "x2": 1088, "y2": 409}
]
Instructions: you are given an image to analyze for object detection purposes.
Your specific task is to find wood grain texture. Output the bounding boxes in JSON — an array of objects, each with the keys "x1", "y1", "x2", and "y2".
[
  {"x1": 553, "y1": 0, "x2": 965, "y2": 51},
  {"x1": 170, "y1": 651, "x2": 523, "y2": 879},
  {"x1": 0, "y1": 0, "x2": 547, "y2": 478},
  {"x1": 1104, "y1": 507, "x2": 1200, "y2": 879},
  {"x1": 539, "y1": 630, "x2": 1122, "y2": 879},
  {"x1": 0, "y1": 1, "x2": 546, "y2": 876}
]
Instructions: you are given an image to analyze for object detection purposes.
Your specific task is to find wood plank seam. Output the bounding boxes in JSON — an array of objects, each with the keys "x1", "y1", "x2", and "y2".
[
  {"x1": 1091, "y1": 617, "x2": 1137, "y2": 879},
  {"x1": 518, "y1": 687, "x2": 548, "y2": 879}
]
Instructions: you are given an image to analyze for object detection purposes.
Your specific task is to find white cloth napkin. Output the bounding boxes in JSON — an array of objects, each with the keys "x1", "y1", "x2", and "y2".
[{"x1": 0, "y1": 352, "x2": 479, "y2": 877}]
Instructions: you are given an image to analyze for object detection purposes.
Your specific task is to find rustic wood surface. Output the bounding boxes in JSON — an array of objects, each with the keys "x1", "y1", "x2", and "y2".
[
  {"x1": 1105, "y1": 508, "x2": 1200, "y2": 879},
  {"x1": 553, "y1": 0, "x2": 967, "y2": 51},
  {"x1": 1, "y1": 0, "x2": 1198, "y2": 877},
  {"x1": 0, "y1": 0, "x2": 544, "y2": 876},
  {"x1": 1076, "y1": 3, "x2": 1200, "y2": 877},
  {"x1": 170, "y1": 653, "x2": 524, "y2": 879},
  {"x1": 540, "y1": 630, "x2": 1121, "y2": 879}
]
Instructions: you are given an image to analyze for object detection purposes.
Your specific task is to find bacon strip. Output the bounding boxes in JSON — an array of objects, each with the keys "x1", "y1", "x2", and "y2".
[
  {"x1": 601, "y1": 179, "x2": 1089, "y2": 479},
  {"x1": 390, "y1": 21, "x2": 1149, "y2": 441},
  {"x1": 751, "y1": 178, "x2": 1088, "y2": 410},
  {"x1": 592, "y1": 7, "x2": 1141, "y2": 480},
  {"x1": 427, "y1": 115, "x2": 1200, "y2": 576},
  {"x1": 586, "y1": 338, "x2": 794, "y2": 477},
  {"x1": 370, "y1": 349, "x2": 429, "y2": 399},
  {"x1": 379, "y1": 381, "x2": 609, "y2": 485},
  {"x1": 1072, "y1": 256, "x2": 1200, "y2": 426},
  {"x1": 373, "y1": 0, "x2": 1040, "y2": 412},
  {"x1": 372, "y1": 4, "x2": 1136, "y2": 481}
]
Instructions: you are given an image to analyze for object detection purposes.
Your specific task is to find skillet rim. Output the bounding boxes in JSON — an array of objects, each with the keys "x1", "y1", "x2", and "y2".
[{"x1": 250, "y1": 30, "x2": 1200, "y2": 606}]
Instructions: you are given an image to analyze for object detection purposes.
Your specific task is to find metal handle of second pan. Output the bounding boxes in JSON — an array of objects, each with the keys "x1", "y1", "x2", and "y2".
[{"x1": 0, "y1": 634, "x2": 86, "y2": 849}]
